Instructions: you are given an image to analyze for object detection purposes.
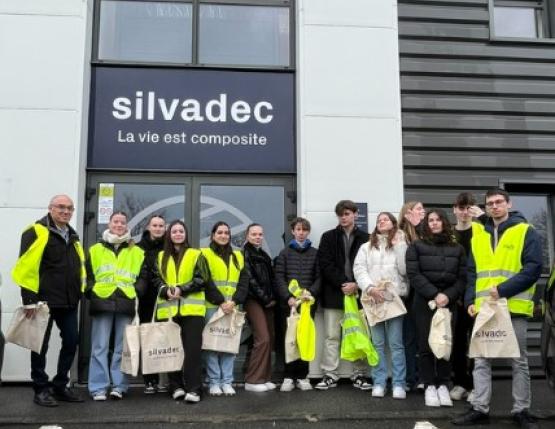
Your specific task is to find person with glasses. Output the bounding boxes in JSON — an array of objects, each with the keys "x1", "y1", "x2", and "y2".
[
  {"x1": 406, "y1": 208, "x2": 466, "y2": 408},
  {"x1": 453, "y1": 188, "x2": 542, "y2": 429},
  {"x1": 353, "y1": 212, "x2": 408, "y2": 399},
  {"x1": 137, "y1": 214, "x2": 167, "y2": 395},
  {"x1": 12, "y1": 195, "x2": 86, "y2": 406}
]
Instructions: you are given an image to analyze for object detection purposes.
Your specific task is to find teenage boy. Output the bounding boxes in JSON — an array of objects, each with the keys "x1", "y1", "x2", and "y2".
[
  {"x1": 316, "y1": 200, "x2": 370, "y2": 390},
  {"x1": 453, "y1": 188, "x2": 542, "y2": 429}
]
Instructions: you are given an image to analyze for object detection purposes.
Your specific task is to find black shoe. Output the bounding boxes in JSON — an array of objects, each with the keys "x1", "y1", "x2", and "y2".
[
  {"x1": 513, "y1": 410, "x2": 538, "y2": 429},
  {"x1": 352, "y1": 376, "x2": 372, "y2": 391},
  {"x1": 315, "y1": 375, "x2": 338, "y2": 390},
  {"x1": 451, "y1": 409, "x2": 489, "y2": 426},
  {"x1": 52, "y1": 387, "x2": 84, "y2": 403},
  {"x1": 34, "y1": 390, "x2": 59, "y2": 407}
]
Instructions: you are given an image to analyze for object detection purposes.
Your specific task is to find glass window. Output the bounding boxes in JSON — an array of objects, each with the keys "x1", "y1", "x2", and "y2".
[
  {"x1": 199, "y1": 4, "x2": 290, "y2": 66},
  {"x1": 98, "y1": 1, "x2": 193, "y2": 63},
  {"x1": 493, "y1": 6, "x2": 539, "y2": 38},
  {"x1": 511, "y1": 194, "x2": 552, "y2": 274},
  {"x1": 200, "y1": 185, "x2": 285, "y2": 257}
]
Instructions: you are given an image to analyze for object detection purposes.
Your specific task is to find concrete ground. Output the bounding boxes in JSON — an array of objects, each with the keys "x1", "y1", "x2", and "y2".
[{"x1": 0, "y1": 379, "x2": 553, "y2": 428}]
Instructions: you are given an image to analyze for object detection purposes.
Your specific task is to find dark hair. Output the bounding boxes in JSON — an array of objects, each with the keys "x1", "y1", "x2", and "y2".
[
  {"x1": 210, "y1": 221, "x2": 240, "y2": 270},
  {"x1": 334, "y1": 200, "x2": 358, "y2": 216},
  {"x1": 109, "y1": 210, "x2": 128, "y2": 221},
  {"x1": 161, "y1": 220, "x2": 190, "y2": 276},
  {"x1": 485, "y1": 188, "x2": 510, "y2": 203},
  {"x1": 453, "y1": 192, "x2": 476, "y2": 207},
  {"x1": 421, "y1": 208, "x2": 456, "y2": 245},
  {"x1": 290, "y1": 217, "x2": 311, "y2": 231},
  {"x1": 370, "y1": 212, "x2": 398, "y2": 250},
  {"x1": 245, "y1": 223, "x2": 262, "y2": 236},
  {"x1": 147, "y1": 214, "x2": 165, "y2": 225}
]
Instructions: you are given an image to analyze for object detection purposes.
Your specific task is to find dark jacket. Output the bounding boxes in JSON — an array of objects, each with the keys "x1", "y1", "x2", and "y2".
[
  {"x1": 406, "y1": 236, "x2": 467, "y2": 306},
  {"x1": 137, "y1": 231, "x2": 164, "y2": 321},
  {"x1": 19, "y1": 214, "x2": 83, "y2": 308},
  {"x1": 202, "y1": 245, "x2": 249, "y2": 306},
  {"x1": 243, "y1": 243, "x2": 276, "y2": 306},
  {"x1": 275, "y1": 240, "x2": 321, "y2": 303},
  {"x1": 464, "y1": 211, "x2": 543, "y2": 308},
  {"x1": 318, "y1": 225, "x2": 368, "y2": 309},
  {"x1": 85, "y1": 241, "x2": 148, "y2": 317}
]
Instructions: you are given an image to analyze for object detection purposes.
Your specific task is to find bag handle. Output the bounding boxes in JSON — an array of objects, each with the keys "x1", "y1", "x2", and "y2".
[{"x1": 150, "y1": 286, "x2": 175, "y2": 323}]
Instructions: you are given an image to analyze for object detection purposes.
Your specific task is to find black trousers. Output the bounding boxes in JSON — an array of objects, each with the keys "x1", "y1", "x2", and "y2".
[
  {"x1": 168, "y1": 316, "x2": 204, "y2": 394},
  {"x1": 31, "y1": 307, "x2": 79, "y2": 394},
  {"x1": 451, "y1": 302, "x2": 474, "y2": 389},
  {"x1": 414, "y1": 298, "x2": 454, "y2": 387}
]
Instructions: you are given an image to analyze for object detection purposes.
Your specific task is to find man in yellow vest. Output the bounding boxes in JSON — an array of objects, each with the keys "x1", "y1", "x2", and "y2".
[
  {"x1": 12, "y1": 195, "x2": 86, "y2": 407},
  {"x1": 452, "y1": 188, "x2": 542, "y2": 429}
]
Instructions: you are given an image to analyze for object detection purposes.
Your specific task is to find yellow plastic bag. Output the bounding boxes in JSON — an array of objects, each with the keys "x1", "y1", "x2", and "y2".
[{"x1": 340, "y1": 295, "x2": 379, "y2": 366}]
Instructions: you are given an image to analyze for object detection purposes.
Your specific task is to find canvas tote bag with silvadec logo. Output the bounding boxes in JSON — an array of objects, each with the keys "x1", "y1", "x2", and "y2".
[
  {"x1": 469, "y1": 298, "x2": 520, "y2": 359},
  {"x1": 140, "y1": 297, "x2": 184, "y2": 374},
  {"x1": 427, "y1": 301, "x2": 452, "y2": 361},
  {"x1": 121, "y1": 300, "x2": 141, "y2": 376},
  {"x1": 361, "y1": 280, "x2": 407, "y2": 327},
  {"x1": 284, "y1": 305, "x2": 300, "y2": 363},
  {"x1": 6, "y1": 302, "x2": 50, "y2": 354},
  {"x1": 202, "y1": 307, "x2": 246, "y2": 354}
]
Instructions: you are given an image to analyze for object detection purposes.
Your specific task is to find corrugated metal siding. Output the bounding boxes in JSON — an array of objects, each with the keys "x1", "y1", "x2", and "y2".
[
  {"x1": 398, "y1": 0, "x2": 549, "y2": 374},
  {"x1": 399, "y1": 0, "x2": 555, "y2": 209}
]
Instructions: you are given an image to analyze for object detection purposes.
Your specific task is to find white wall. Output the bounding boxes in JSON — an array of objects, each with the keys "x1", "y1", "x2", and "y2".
[
  {"x1": 0, "y1": 0, "x2": 92, "y2": 381},
  {"x1": 297, "y1": 0, "x2": 404, "y2": 241}
]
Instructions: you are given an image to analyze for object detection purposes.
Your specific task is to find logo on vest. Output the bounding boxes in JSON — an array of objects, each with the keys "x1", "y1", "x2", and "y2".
[{"x1": 502, "y1": 243, "x2": 515, "y2": 251}]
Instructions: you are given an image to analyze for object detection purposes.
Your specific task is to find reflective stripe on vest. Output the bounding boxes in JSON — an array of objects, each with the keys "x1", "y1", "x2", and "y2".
[
  {"x1": 201, "y1": 248, "x2": 244, "y2": 308},
  {"x1": 89, "y1": 243, "x2": 144, "y2": 300},
  {"x1": 471, "y1": 222, "x2": 535, "y2": 317},
  {"x1": 156, "y1": 249, "x2": 205, "y2": 319},
  {"x1": 12, "y1": 223, "x2": 87, "y2": 293}
]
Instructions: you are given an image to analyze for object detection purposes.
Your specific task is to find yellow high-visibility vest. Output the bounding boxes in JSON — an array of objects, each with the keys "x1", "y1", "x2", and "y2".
[
  {"x1": 89, "y1": 243, "x2": 144, "y2": 300},
  {"x1": 201, "y1": 248, "x2": 244, "y2": 308},
  {"x1": 471, "y1": 222, "x2": 535, "y2": 316},
  {"x1": 156, "y1": 249, "x2": 205, "y2": 319},
  {"x1": 12, "y1": 224, "x2": 86, "y2": 293}
]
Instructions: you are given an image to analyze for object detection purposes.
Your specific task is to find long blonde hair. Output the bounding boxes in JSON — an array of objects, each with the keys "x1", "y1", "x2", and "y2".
[{"x1": 398, "y1": 201, "x2": 422, "y2": 243}]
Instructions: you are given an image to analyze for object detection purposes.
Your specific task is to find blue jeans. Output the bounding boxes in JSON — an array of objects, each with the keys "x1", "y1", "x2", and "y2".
[
  {"x1": 88, "y1": 312, "x2": 132, "y2": 395},
  {"x1": 371, "y1": 315, "x2": 406, "y2": 389},
  {"x1": 204, "y1": 307, "x2": 235, "y2": 387}
]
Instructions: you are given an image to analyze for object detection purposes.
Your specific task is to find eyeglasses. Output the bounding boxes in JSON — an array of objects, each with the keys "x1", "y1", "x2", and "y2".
[
  {"x1": 485, "y1": 199, "x2": 506, "y2": 208},
  {"x1": 52, "y1": 204, "x2": 75, "y2": 212}
]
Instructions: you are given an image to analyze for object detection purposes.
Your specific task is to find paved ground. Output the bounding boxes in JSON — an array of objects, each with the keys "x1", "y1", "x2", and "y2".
[{"x1": 0, "y1": 379, "x2": 553, "y2": 428}]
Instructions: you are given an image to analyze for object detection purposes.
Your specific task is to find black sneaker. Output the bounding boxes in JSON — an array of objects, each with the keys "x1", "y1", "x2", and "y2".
[
  {"x1": 512, "y1": 410, "x2": 538, "y2": 429},
  {"x1": 144, "y1": 382, "x2": 156, "y2": 395},
  {"x1": 315, "y1": 375, "x2": 338, "y2": 390},
  {"x1": 33, "y1": 390, "x2": 58, "y2": 407},
  {"x1": 451, "y1": 409, "x2": 490, "y2": 426},
  {"x1": 52, "y1": 387, "x2": 84, "y2": 403},
  {"x1": 352, "y1": 376, "x2": 372, "y2": 391}
]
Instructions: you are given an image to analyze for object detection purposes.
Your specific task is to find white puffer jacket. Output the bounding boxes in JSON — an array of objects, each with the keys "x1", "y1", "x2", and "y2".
[{"x1": 353, "y1": 230, "x2": 408, "y2": 297}]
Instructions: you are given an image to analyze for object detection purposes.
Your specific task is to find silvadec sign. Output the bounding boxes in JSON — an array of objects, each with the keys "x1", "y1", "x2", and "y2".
[{"x1": 88, "y1": 67, "x2": 294, "y2": 173}]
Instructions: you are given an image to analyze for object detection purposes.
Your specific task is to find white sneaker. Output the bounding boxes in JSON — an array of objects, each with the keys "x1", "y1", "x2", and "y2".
[
  {"x1": 244, "y1": 383, "x2": 268, "y2": 392},
  {"x1": 425, "y1": 386, "x2": 440, "y2": 407},
  {"x1": 450, "y1": 385, "x2": 468, "y2": 401},
  {"x1": 392, "y1": 386, "x2": 406, "y2": 399},
  {"x1": 92, "y1": 392, "x2": 107, "y2": 401},
  {"x1": 372, "y1": 385, "x2": 385, "y2": 398},
  {"x1": 467, "y1": 389, "x2": 475, "y2": 403},
  {"x1": 437, "y1": 385, "x2": 453, "y2": 407},
  {"x1": 209, "y1": 385, "x2": 223, "y2": 396},
  {"x1": 172, "y1": 388, "x2": 185, "y2": 400},
  {"x1": 280, "y1": 378, "x2": 295, "y2": 392},
  {"x1": 221, "y1": 384, "x2": 236, "y2": 396},
  {"x1": 109, "y1": 390, "x2": 123, "y2": 400},
  {"x1": 296, "y1": 379, "x2": 313, "y2": 391},
  {"x1": 265, "y1": 382, "x2": 277, "y2": 390},
  {"x1": 185, "y1": 392, "x2": 201, "y2": 403}
]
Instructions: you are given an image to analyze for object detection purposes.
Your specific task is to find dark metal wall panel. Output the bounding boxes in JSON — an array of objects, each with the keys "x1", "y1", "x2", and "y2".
[{"x1": 398, "y1": 0, "x2": 555, "y2": 209}]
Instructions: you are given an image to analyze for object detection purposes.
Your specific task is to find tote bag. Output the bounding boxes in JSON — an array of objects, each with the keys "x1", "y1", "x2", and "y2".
[
  {"x1": 284, "y1": 306, "x2": 300, "y2": 363},
  {"x1": 121, "y1": 303, "x2": 141, "y2": 376},
  {"x1": 202, "y1": 307, "x2": 246, "y2": 354},
  {"x1": 427, "y1": 301, "x2": 452, "y2": 361},
  {"x1": 361, "y1": 281, "x2": 407, "y2": 327},
  {"x1": 6, "y1": 302, "x2": 50, "y2": 353}
]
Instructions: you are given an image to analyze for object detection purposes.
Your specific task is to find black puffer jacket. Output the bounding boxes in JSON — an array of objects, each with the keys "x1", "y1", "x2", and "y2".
[
  {"x1": 318, "y1": 226, "x2": 368, "y2": 309},
  {"x1": 137, "y1": 231, "x2": 164, "y2": 322},
  {"x1": 86, "y1": 241, "x2": 148, "y2": 316},
  {"x1": 243, "y1": 242, "x2": 276, "y2": 306},
  {"x1": 275, "y1": 240, "x2": 320, "y2": 303},
  {"x1": 406, "y1": 236, "x2": 466, "y2": 306},
  {"x1": 19, "y1": 214, "x2": 83, "y2": 308}
]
